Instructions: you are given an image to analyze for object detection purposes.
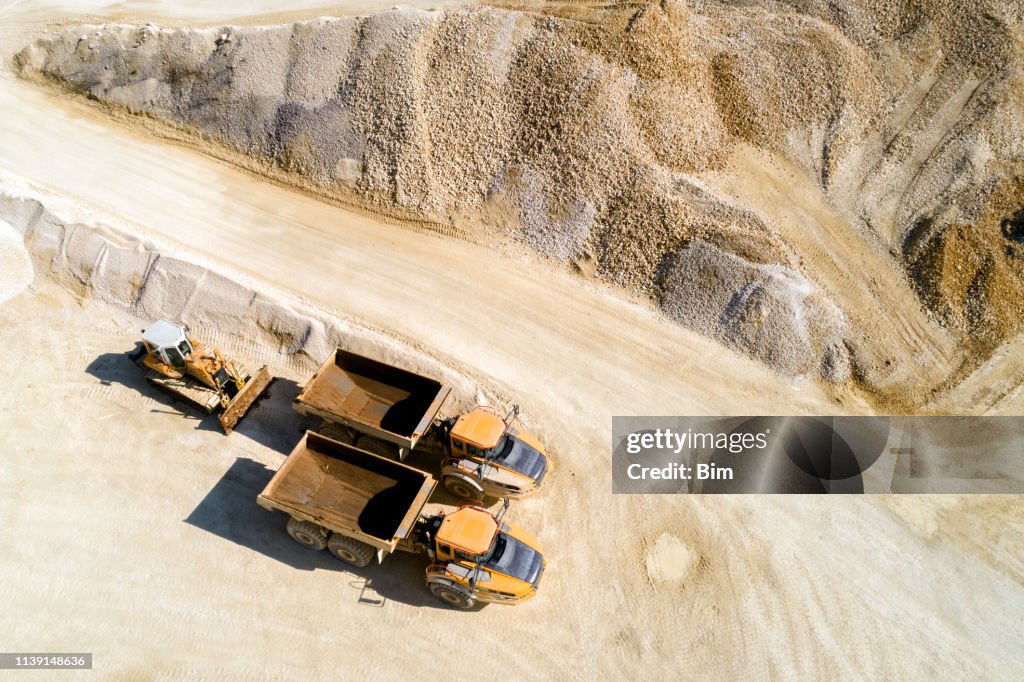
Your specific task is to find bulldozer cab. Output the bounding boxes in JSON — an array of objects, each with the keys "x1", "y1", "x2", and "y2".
[{"x1": 142, "y1": 319, "x2": 194, "y2": 368}]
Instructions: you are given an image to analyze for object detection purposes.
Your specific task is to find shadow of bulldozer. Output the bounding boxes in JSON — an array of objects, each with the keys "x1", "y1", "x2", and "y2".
[{"x1": 85, "y1": 350, "x2": 313, "y2": 455}]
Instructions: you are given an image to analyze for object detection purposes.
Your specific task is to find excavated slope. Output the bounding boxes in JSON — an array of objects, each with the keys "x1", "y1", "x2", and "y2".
[{"x1": 15, "y1": 0, "x2": 1024, "y2": 404}]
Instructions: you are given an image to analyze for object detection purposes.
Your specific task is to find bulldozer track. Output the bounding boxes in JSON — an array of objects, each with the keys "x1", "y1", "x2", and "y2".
[
  {"x1": 145, "y1": 370, "x2": 220, "y2": 413},
  {"x1": 85, "y1": 380, "x2": 161, "y2": 409}
]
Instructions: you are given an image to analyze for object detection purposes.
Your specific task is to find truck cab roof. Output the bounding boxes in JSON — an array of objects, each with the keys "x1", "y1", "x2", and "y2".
[
  {"x1": 436, "y1": 507, "x2": 498, "y2": 556},
  {"x1": 451, "y1": 408, "x2": 506, "y2": 449}
]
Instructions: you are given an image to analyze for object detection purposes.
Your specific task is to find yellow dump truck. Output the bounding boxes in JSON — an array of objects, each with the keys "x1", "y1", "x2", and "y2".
[
  {"x1": 293, "y1": 348, "x2": 550, "y2": 502},
  {"x1": 258, "y1": 432, "x2": 545, "y2": 609}
]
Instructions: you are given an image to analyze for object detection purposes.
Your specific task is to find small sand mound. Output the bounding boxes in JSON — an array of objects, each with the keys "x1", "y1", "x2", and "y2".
[
  {"x1": 0, "y1": 218, "x2": 33, "y2": 304},
  {"x1": 645, "y1": 532, "x2": 698, "y2": 585}
]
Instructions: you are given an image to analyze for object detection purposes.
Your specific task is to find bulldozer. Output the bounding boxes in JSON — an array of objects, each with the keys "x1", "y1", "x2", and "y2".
[{"x1": 128, "y1": 319, "x2": 273, "y2": 433}]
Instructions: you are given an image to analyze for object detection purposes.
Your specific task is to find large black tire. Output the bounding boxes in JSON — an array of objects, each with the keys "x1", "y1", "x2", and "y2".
[
  {"x1": 429, "y1": 582, "x2": 476, "y2": 610},
  {"x1": 443, "y1": 474, "x2": 484, "y2": 502},
  {"x1": 328, "y1": 534, "x2": 375, "y2": 567},
  {"x1": 286, "y1": 518, "x2": 328, "y2": 550}
]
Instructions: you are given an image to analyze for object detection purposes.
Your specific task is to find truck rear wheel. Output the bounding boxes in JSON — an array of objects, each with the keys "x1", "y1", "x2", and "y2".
[
  {"x1": 443, "y1": 474, "x2": 484, "y2": 502},
  {"x1": 328, "y1": 534, "x2": 375, "y2": 567},
  {"x1": 429, "y1": 582, "x2": 476, "y2": 610},
  {"x1": 286, "y1": 518, "x2": 328, "y2": 550}
]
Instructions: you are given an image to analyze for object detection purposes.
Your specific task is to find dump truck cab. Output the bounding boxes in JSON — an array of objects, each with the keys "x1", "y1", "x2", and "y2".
[
  {"x1": 422, "y1": 505, "x2": 545, "y2": 609},
  {"x1": 440, "y1": 407, "x2": 550, "y2": 501}
]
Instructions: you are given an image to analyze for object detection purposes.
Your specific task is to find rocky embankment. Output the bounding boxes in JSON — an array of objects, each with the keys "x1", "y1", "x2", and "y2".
[{"x1": 15, "y1": 0, "x2": 1024, "y2": 395}]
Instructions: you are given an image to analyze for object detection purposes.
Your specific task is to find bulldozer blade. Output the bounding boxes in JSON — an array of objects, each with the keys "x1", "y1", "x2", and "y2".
[{"x1": 218, "y1": 366, "x2": 273, "y2": 434}]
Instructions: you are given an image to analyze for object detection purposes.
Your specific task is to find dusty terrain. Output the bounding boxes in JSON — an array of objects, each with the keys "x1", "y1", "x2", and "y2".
[
  {"x1": 4, "y1": 178, "x2": 1024, "y2": 680},
  {"x1": 1, "y1": 0, "x2": 1024, "y2": 679}
]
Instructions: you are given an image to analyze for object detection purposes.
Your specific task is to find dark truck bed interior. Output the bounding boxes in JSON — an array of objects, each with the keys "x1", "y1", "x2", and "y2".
[
  {"x1": 299, "y1": 350, "x2": 448, "y2": 437},
  {"x1": 262, "y1": 432, "x2": 432, "y2": 542}
]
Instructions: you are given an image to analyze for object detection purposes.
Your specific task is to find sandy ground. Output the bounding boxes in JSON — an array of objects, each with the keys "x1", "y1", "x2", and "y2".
[
  {"x1": 2, "y1": 1, "x2": 1024, "y2": 680},
  {"x1": 6, "y1": 259, "x2": 1024, "y2": 681},
  {"x1": 0, "y1": 218, "x2": 33, "y2": 303}
]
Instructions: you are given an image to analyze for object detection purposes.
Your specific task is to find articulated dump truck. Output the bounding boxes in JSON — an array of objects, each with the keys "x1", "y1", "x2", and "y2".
[
  {"x1": 258, "y1": 432, "x2": 546, "y2": 609},
  {"x1": 129, "y1": 319, "x2": 273, "y2": 434},
  {"x1": 293, "y1": 348, "x2": 551, "y2": 502}
]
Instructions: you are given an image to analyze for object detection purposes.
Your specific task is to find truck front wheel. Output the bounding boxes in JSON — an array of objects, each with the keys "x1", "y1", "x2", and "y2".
[
  {"x1": 286, "y1": 518, "x2": 328, "y2": 550},
  {"x1": 429, "y1": 582, "x2": 476, "y2": 610},
  {"x1": 328, "y1": 534, "x2": 375, "y2": 567},
  {"x1": 443, "y1": 474, "x2": 484, "y2": 502}
]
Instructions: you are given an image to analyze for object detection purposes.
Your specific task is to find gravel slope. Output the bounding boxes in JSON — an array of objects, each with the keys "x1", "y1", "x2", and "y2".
[{"x1": 15, "y1": 0, "x2": 1024, "y2": 401}]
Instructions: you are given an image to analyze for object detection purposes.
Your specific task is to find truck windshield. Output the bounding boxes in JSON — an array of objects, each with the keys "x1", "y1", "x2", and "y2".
[
  {"x1": 486, "y1": 436, "x2": 547, "y2": 480},
  {"x1": 482, "y1": 533, "x2": 543, "y2": 586},
  {"x1": 479, "y1": 436, "x2": 510, "y2": 460}
]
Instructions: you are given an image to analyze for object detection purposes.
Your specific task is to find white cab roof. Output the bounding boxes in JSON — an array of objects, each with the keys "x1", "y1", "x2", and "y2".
[{"x1": 142, "y1": 319, "x2": 185, "y2": 349}]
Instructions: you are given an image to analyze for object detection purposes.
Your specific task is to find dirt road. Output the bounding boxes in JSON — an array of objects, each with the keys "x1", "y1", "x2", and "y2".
[{"x1": 2, "y1": 1, "x2": 1024, "y2": 679}]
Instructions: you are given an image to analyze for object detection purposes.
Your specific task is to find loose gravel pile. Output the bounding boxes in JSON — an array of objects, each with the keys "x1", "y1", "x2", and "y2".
[{"x1": 14, "y1": 0, "x2": 1024, "y2": 384}]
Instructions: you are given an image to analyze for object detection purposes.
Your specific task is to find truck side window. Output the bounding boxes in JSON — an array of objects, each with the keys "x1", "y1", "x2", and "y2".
[
  {"x1": 454, "y1": 548, "x2": 478, "y2": 562},
  {"x1": 437, "y1": 543, "x2": 452, "y2": 559}
]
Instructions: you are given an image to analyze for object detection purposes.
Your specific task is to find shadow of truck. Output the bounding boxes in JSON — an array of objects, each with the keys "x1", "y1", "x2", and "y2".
[{"x1": 185, "y1": 457, "x2": 456, "y2": 610}]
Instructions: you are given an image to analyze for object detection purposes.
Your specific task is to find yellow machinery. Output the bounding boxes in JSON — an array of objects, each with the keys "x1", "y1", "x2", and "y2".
[
  {"x1": 438, "y1": 405, "x2": 550, "y2": 502},
  {"x1": 129, "y1": 319, "x2": 273, "y2": 433},
  {"x1": 259, "y1": 431, "x2": 545, "y2": 609},
  {"x1": 422, "y1": 502, "x2": 545, "y2": 608},
  {"x1": 292, "y1": 348, "x2": 551, "y2": 502}
]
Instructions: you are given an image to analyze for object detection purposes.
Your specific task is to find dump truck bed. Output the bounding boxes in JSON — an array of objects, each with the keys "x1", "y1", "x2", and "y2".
[
  {"x1": 294, "y1": 349, "x2": 451, "y2": 451},
  {"x1": 257, "y1": 432, "x2": 436, "y2": 553}
]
